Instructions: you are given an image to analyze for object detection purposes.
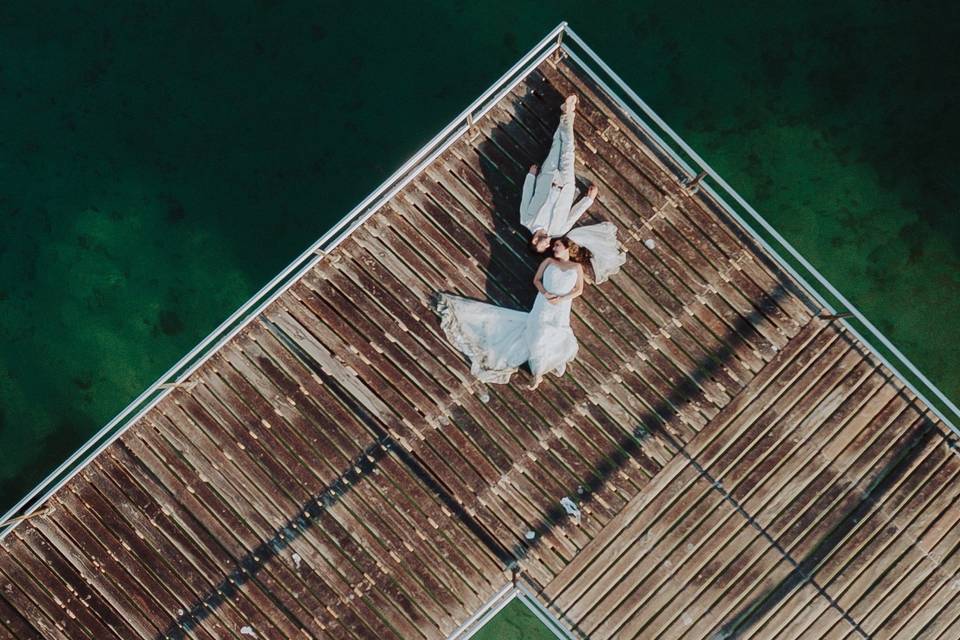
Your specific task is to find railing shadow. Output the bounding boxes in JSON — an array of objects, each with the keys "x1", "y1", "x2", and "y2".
[{"x1": 474, "y1": 112, "x2": 544, "y2": 310}]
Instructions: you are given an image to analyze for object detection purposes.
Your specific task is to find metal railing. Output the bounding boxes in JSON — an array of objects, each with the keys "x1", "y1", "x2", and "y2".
[
  {"x1": 0, "y1": 23, "x2": 569, "y2": 538},
  {"x1": 559, "y1": 26, "x2": 960, "y2": 438},
  {"x1": 4, "y1": 21, "x2": 957, "y2": 538},
  {"x1": 446, "y1": 582, "x2": 515, "y2": 640}
]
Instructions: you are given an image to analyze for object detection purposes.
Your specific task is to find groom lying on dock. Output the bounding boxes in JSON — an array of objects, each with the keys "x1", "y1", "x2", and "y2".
[{"x1": 521, "y1": 94, "x2": 626, "y2": 284}]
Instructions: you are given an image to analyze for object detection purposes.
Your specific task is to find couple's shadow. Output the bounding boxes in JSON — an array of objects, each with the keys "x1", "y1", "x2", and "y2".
[{"x1": 480, "y1": 90, "x2": 549, "y2": 311}]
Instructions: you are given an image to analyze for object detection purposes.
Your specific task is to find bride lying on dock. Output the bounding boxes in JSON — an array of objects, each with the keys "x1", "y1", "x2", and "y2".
[
  {"x1": 435, "y1": 237, "x2": 588, "y2": 389},
  {"x1": 521, "y1": 94, "x2": 626, "y2": 284}
]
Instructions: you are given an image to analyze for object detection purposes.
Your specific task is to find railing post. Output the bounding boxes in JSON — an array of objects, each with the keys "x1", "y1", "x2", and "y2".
[
  {"x1": 681, "y1": 170, "x2": 708, "y2": 195},
  {"x1": 157, "y1": 380, "x2": 198, "y2": 391},
  {"x1": 0, "y1": 508, "x2": 51, "y2": 529},
  {"x1": 819, "y1": 310, "x2": 854, "y2": 322},
  {"x1": 466, "y1": 111, "x2": 479, "y2": 141},
  {"x1": 554, "y1": 23, "x2": 566, "y2": 62}
]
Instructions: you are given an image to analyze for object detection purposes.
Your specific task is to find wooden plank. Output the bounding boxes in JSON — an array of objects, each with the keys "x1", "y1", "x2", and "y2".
[
  {"x1": 90, "y1": 451, "x2": 288, "y2": 640},
  {"x1": 346, "y1": 201, "x2": 668, "y2": 536},
  {"x1": 54, "y1": 482, "x2": 223, "y2": 640},
  {"x1": 572, "y1": 475, "x2": 735, "y2": 636},
  {"x1": 522, "y1": 64, "x2": 798, "y2": 336},
  {"x1": 592, "y1": 340, "x2": 892, "y2": 636},
  {"x1": 877, "y1": 476, "x2": 960, "y2": 638},
  {"x1": 461, "y1": 105, "x2": 716, "y2": 384},
  {"x1": 0, "y1": 593, "x2": 41, "y2": 640},
  {"x1": 740, "y1": 583, "x2": 853, "y2": 640},
  {"x1": 401, "y1": 165, "x2": 627, "y2": 395},
  {"x1": 302, "y1": 268, "x2": 462, "y2": 394},
  {"x1": 833, "y1": 437, "x2": 958, "y2": 622},
  {"x1": 751, "y1": 411, "x2": 945, "y2": 639},
  {"x1": 246, "y1": 326, "x2": 504, "y2": 594},
  {"x1": 640, "y1": 370, "x2": 880, "y2": 637},
  {"x1": 2, "y1": 529, "x2": 116, "y2": 640},
  {"x1": 752, "y1": 380, "x2": 906, "y2": 534},
  {"x1": 299, "y1": 270, "x2": 453, "y2": 404},
  {"x1": 142, "y1": 399, "x2": 353, "y2": 635},
  {"x1": 556, "y1": 333, "x2": 849, "y2": 630},
  {"x1": 735, "y1": 397, "x2": 919, "y2": 638},
  {"x1": 0, "y1": 554, "x2": 76, "y2": 640},
  {"x1": 260, "y1": 307, "x2": 545, "y2": 581},
  {"x1": 633, "y1": 355, "x2": 874, "y2": 636},
  {"x1": 646, "y1": 545, "x2": 795, "y2": 640},
  {"x1": 471, "y1": 385, "x2": 641, "y2": 531},
  {"x1": 0, "y1": 589, "x2": 42, "y2": 640},
  {"x1": 446, "y1": 119, "x2": 724, "y2": 430},
  {"x1": 111, "y1": 434, "x2": 314, "y2": 640},
  {"x1": 28, "y1": 515, "x2": 160, "y2": 640},
  {"x1": 148, "y1": 405, "x2": 338, "y2": 639},
  {"x1": 386, "y1": 176, "x2": 656, "y2": 516}
]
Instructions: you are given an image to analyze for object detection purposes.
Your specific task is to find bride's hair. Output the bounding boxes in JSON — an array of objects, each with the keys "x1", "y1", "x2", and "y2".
[{"x1": 553, "y1": 237, "x2": 592, "y2": 265}]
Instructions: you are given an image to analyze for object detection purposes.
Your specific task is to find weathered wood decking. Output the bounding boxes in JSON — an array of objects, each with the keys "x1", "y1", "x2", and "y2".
[{"x1": 2, "y1": 55, "x2": 958, "y2": 640}]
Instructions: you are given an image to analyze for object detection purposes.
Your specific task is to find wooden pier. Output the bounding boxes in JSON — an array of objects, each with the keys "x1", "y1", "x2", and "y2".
[{"x1": 2, "y1": 50, "x2": 958, "y2": 640}]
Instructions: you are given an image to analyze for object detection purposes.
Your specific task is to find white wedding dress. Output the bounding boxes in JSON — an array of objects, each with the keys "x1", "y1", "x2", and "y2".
[
  {"x1": 567, "y1": 222, "x2": 627, "y2": 284},
  {"x1": 436, "y1": 264, "x2": 580, "y2": 384},
  {"x1": 519, "y1": 109, "x2": 626, "y2": 283}
]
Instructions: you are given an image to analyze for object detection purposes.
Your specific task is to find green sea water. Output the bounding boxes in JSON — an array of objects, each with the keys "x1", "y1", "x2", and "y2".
[
  {"x1": 0, "y1": 3, "x2": 957, "y2": 623},
  {"x1": 472, "y1": 599, "x2": 557, "y2": 640}
]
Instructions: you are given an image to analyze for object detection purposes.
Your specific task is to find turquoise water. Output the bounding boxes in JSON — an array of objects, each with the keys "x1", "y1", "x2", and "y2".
[
  {"x1": 472, "y1": 599, "x2": 557, "y2": 640},
  {"x1": 1, "y1": 0, "x2": 957, "y2": 539}
]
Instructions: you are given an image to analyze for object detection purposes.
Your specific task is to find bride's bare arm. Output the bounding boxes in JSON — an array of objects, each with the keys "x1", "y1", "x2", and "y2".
[{"x1": 567, "y1": 265, "x2": 585, "y2": 300}]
